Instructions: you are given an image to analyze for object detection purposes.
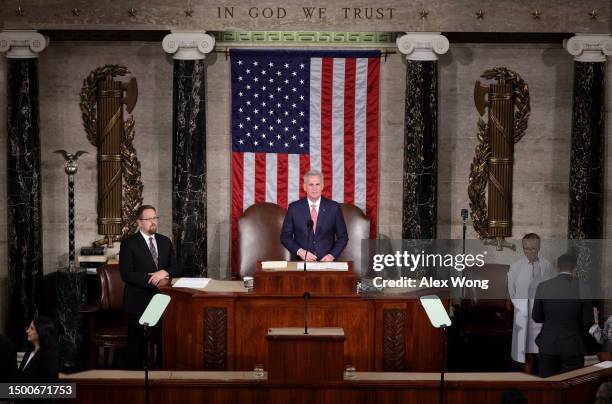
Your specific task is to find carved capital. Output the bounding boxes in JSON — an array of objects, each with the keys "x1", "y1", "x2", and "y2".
[
  {"x1": 162, "y1": 31, "x2": 215, "y2": 60},
  {"x1": 0, "y1": 30, "x2": 48, "y2": 59},
  {"x1": 396, "y1": 32, "x2": 449, "y2": 61},
  {"x1": 564, "y1": 34, "x2": 612, "y2": 63}
]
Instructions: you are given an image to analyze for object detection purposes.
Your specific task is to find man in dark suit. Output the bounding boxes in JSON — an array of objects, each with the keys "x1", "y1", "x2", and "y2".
[
  {"x1": 532, "y1": 253, "x2": 592, "y2": 378},
  {"x1": 0, "y1": 334, "x2": 17, "y2": 382},
  {"x1": 119, "y1": 204, "x2": 178, "y2": 369},
  {"x1": 281, "y1": 170, "x2": 348, "y2": 262}
]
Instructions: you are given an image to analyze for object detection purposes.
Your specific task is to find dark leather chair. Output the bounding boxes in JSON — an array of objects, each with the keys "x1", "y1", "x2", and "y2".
[
  {"x1": 237, "y1": 202, "x2": 290, "y2": 278},
  {"x1": 456, "y1": 263, "x2": 513, "y2": 371},
  {"x1": 461, "y1": 263, "x2": 512, "y2": 327},
  {"x1": 80, "y1": 264, "x2": 128, "y2": 368},
  {"x1": 337, "y1": 203, "x2": 371, "y2": 277}
]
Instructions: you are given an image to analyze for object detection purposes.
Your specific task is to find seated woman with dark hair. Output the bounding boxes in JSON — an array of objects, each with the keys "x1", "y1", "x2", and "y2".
[{"x1": 18, "y1": 316, "x2": 59, "y2": 383}]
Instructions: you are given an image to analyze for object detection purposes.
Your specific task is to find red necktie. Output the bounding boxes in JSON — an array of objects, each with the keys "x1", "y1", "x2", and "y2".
[{"x1": 310, "y1": 204, "x2": 318, "y2": 233}]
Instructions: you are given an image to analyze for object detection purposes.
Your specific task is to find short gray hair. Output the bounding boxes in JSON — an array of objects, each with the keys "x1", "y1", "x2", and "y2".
[{"x1": 303, "y1": 170, "x2": 324, "y2": 184}]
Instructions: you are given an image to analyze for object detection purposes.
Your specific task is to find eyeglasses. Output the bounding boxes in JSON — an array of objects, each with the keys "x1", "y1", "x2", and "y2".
[{"x1": 139, "y1": 216, "x2": 160, "y2": 222}]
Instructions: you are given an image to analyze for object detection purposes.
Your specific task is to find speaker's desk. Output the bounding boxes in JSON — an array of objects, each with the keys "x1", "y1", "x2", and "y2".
[{"x1": 161, "y1": 277, "x2": 443, "y2": 372}]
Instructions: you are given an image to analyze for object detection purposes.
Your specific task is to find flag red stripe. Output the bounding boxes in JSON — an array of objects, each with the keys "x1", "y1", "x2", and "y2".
[
  {"x1": 320, "y1": 57, "x2": 334, "y2": 198},
  {"x1": 254, "y1": 153, "x2": 266, "y2": 203},
  {"x1": 231, "y1": 152, "x2": 244, "y2": 278},
  {"x1": 343, "y1": 58, "x2": 356, "y2": 204},
  {"x1": 366, "y1": 57, "x2": 380, "y2": 239},
  {"x1": 277, "y1": 154, "x2": 288, "y2": 209}
]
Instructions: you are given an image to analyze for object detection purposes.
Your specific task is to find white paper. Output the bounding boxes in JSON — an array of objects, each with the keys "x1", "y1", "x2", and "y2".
[
  {"x1": 261, "y1": 261, "x2": 288, "y2": 269},
  {"x1": 595, "y1": 361, "x2": 612, "y2": 369},
  {"x1": 305, "y1": 262, "x2": 349, "y2": 271},
  {"x1": 173, "y1": 277, "x2": 211, "y2": 289}
]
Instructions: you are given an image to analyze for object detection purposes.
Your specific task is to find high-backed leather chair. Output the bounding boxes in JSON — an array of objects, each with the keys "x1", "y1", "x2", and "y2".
[
  {"x1": 337, "y1": 203, "x2": 371, "y2": 277},
  {"x1": 237, "y1": 202, "x2": 290, "y2": 278},
  {"x1": 461, "y1": 263, "x2": 511, "y2": 319},
  {"x1": 458, "y1": 263, "x2": 513, "y2": 370},
  {"x1": 80, "y1": 264, "x2": 128, "y2": 368}
]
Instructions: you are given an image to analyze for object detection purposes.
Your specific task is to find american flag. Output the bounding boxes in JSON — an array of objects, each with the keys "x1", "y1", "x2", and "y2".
[{"x1": 230, "y1": 49, "x2": 380, "y2": 275}]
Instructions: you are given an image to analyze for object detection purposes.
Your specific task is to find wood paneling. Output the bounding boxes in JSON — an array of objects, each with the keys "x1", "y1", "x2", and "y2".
[
  {"x1": 65, "y1": 366, "x2": 612, "y2": 404},
  {"x1": 162, "y1": 288, "x2": 441, "y2": 372}
]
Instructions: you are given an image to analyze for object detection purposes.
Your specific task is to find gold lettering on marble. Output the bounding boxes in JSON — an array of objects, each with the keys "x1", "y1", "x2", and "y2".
[
  {"x1": 248, "y1": 7, "x2": 287, "y2": 18},
  {"x1": 217, "y1": 6, "x2": 234, "y2": 18},
  {"x1": 303, "y1": 7, "x2": 327, "y2": 19},
  {"x1": 212, "y1": 6, "x2": 394, "y2": 20}
]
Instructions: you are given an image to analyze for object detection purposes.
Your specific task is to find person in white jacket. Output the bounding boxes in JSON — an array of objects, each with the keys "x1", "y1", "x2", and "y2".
[
  {"x1": 507, "y1": 233, "x2": 555, "y2": 373},
  {"x1": 591, "y1": 306, "x2": 612, "y2": 361}
]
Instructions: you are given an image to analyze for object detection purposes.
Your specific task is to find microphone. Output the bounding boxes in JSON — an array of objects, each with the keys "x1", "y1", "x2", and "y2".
[
  {"x1": 303, "y1": 292, "x2": 311, "y2": 334},
  {"x1": 304, "y1": 220, "x2": 314, "y2": 271}
]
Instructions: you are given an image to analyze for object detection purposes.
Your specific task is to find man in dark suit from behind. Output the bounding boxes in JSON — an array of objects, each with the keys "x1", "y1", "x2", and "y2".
[
  {"x1": 119, "y1": 204, "x2": 178, "y2": 369},
  {"x1": 532, "y1": 253, "x2": 592, "y2": 378}
]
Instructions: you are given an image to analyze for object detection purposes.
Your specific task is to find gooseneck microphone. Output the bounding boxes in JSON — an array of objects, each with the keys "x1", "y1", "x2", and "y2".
[
  {"x1": 303, "y1": 292, "x2": 311, "y2": 334},
  {"x1": 304, "y1": 219, "x2": 314, "y2": 271}
]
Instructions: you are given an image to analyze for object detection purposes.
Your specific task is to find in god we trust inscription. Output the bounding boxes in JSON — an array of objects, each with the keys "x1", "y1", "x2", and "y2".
[{"x1": 216, "y1": 6, "x2": 395, "y2": 20}]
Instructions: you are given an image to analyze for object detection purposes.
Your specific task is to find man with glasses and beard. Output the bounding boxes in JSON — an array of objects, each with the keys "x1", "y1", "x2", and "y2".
[{"x1": 120, "y1": 204, "x2": 178, "y2": 369}]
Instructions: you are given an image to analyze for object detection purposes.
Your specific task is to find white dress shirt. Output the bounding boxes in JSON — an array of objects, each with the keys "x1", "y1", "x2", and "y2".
[{"x1": 139, "y1": 230, "x2": 158, "y2": 254}]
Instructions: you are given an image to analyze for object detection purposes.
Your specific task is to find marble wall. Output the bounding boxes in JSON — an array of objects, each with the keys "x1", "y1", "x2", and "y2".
[
  {"x1": 437, "y1": 44, "x2": 575, "y2": 239},
  {"x1": 0, "y1": 55, "x2": 7, "y2": 333},
  {"x1": 1, "y1": 40, "x2": 611, "y2": 333}
]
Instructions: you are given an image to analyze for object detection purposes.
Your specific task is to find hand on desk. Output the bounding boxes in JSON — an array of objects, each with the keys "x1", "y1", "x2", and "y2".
[
  {"x1": 148, "y1": 269, "x2": 169, "y2": 287},
  {"x1": 156, "y1": 278, "x2": 170, "y2": 288},
  {"x1": 297, "y1": 248, "x2": 317, "y2": 262},
  {"x1": 320, "y1": 254, "x2": 334, "y2": 262}
]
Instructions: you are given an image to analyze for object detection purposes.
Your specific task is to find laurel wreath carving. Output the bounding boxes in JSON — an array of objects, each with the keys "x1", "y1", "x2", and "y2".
[
  {"x1": 79, "y1": 65, "x2": 143, "y2": 242},
  {"x1": 468, "y1": 67, "x2": 530, "y2": 239}
]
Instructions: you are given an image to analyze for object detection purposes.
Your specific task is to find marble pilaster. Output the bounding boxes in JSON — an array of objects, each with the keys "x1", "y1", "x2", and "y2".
[
  {"x1": 397, "y1": 33, "x2": 449, "y2": 239},
  {"x1": 564, "y1": 34, "x2": 612, "y2": 239},
  {"x1": 0, "y1": 30, "x2": 48, "y2": 347},
  {"x1": 163, "y1": 32, "x2": 215, "y2": 277}
]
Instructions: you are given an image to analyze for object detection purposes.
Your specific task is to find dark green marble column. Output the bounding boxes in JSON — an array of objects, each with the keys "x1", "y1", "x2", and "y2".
[
  {"x1": 564, "y1": 35, "x2": 610, "y2": 294},
  {"x1": 397, "y1": 33, "x2": 449, "y2": 239},
  {"x1": 163, "y1": 32, "x2": 215, "y2": 277},
  {"x1": 565, "y1": 35, "x2": 609, "y2": 239},
  {"x1": 1, "y1": 31, "x2": 48, "y2": 348}
]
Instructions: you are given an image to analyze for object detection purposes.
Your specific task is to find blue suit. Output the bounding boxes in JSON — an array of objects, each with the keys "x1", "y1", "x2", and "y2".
[{"x1": 281, "y1": 197, "x2": 348, "y2": 260}]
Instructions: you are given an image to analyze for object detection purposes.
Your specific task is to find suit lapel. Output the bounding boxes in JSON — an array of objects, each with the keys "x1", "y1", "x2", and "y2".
[
  {"x1": 314, "y1": 197, "x2": 328, "y2": 237},
  {"x1": 301, "y1": 198, "x2": 311, "y2": 232}
]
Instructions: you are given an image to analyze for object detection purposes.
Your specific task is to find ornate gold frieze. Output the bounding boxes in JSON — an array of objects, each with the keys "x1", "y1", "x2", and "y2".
[
  {"x1": 468, "y1": 67, "x2": 530, "y2": 250},
  {"x1": 80, "y1": 65, "x2": 143, "y2": 246}
]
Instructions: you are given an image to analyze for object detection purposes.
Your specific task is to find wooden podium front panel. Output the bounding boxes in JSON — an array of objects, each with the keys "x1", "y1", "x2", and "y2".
[
  {"x1": 253, "y1": 262, "x2": 357, "y2": 295},
  {"x1": 234, "y1": 297, "x2": 374, "y2": 371},
  {"x1": 163, "y1": 286, "x2": 443, "y2": 372},
  {"x1": 267, "y1": 328, "x2": 345, "y2": 383}
]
